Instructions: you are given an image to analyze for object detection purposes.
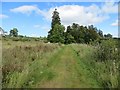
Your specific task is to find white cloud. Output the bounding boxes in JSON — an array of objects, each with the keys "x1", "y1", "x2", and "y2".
[
  {"x1": 42, "y1": 5, "x2": 109, "y2": 26},
  {"x1": 102, "y1": 2, "x2": 118, "y2": 14},
  {"x1": 0, "y1": 14, "x2": 9, "y2": 19},
  {"x1": 42, "y1": 2, "x2": 117, "y2": 26},
  {"x1": 111, "y1": 20, "x2": 119, "y2": 26},
  {"x1": 10, "y1": 5, "x2": 43, "y2": 15},
  {"x1": 10, "y1": 2, "x2": 118, "y2": 26}
]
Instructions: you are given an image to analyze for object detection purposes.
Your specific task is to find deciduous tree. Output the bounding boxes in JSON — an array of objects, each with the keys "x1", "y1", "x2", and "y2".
[{"x1": 9, "y1": 28, "x2": 18, "y2": 37}]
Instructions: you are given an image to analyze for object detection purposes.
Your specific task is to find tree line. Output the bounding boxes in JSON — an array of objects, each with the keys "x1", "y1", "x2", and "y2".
[
  {"x1": 47, "y1": 9, "x2": 112, "y2": 44},
  {"x1": 4, "y1": 8, "x2": 112, "y2": 43}
]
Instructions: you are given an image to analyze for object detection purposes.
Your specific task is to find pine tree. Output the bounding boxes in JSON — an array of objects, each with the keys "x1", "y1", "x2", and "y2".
[
  {"x1": 47, "y1": 9, "x2": 65, "y2": 43},
  {"x1": 51, "y1": 8, "x2": 61, "y2": 28}
]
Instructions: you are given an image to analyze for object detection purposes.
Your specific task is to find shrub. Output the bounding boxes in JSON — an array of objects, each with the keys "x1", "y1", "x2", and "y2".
[
  {"x1": 94, "y1": 39, "x2": 119, "y2": 88},
  {"x1": 95, "y1": 39, "x2": 118, "y2": 62},
  {"x1": 12, "y1": 37, "x2": 19, "y2": 41}
]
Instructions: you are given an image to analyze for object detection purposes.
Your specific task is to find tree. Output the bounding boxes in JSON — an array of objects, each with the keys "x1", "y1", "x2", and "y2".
[
  {"x1": 65, "y1": 24, "x2": 100, "y2": 44},
  {"x1": 70, "y1": 23, "x2": 80, "y2": 43},
  {"x1": 51, "y1": 8, "x2": 61, "y2": 29},
  {"x1": 104, "y1": 33, "x2": 112, "y2": 38},
  {"x1": 64, "y1": 26, "x2": 75, "y2": 44},
  {"x1": 47, "y1": 9, "x2": 110, "y2": 44},
  {"x1": 65, "y1": 33, "x2": 75, "y2": 44},
  {"x1": 98, "y1": 29, "x2": 103, "y2": 38},
  {"x1": 9, "y1": 28, "x2": 18, "y2": 37},
  {"x1": 87, "y1": 25, "x2": 99, "y2": 42},
  {"x1": 48, "y1": 24, "x2": 65, "y2": 43},
  {"x1": 47, "y1": 9, "x2": 65, "y2": 43}
]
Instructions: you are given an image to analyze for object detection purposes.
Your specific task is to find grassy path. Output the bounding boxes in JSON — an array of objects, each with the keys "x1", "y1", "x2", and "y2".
[
  {"x1": 3, "y1": 43, "x2": 101, "y2": 88},
  {"x1": 37, "y1": 45, "x2": 99, "y2": 88}
]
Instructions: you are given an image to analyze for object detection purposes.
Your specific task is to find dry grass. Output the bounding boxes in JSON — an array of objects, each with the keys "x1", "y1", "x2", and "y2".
[{"x1": 2, "y1": 40, "x2": 60, "y2": 88}]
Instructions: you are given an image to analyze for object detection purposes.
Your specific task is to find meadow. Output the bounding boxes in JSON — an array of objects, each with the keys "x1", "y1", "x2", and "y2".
[{"x1": 1, "y1": 37, "x2": 120, "y2": 88}]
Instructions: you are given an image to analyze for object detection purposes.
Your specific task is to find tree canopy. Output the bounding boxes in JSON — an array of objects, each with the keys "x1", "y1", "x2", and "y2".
[
  {"x1": 47, "y1": 9, "x2": 112, "y2": 44},
  {"x1": 9, "y1": 28, "x2": 18, "y2": 37},
  {"x1": 47, "y1": 9, "x2": 65, "y2": 43}
]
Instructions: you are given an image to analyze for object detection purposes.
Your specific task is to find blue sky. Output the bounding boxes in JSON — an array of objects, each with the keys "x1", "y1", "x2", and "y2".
[{"x1": 0, "y1": 1, "x2": 118, "y2": 37}]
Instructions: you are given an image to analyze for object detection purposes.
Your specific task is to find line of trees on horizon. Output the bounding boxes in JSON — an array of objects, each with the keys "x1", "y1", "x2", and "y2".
[
  {"x1": 47, "y1": 9, "x2": 113, "y2": 44},
  {"x1": 1, "y1": 9, "x2": 115, "y2": 43}
]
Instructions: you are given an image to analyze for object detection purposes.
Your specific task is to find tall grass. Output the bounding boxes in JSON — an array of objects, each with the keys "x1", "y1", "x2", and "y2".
[
  {"x1": 71, "y1": 39, "x2": 119, "y2": 88},
  {"x1": 2, "y1": 41, "x2": 60, "y2": 88},
  {"x1": 2, "y1": 37, "x2": 119, "y2": 88},
  {"x1": 94, "y1": 39, "x2": 119, "y2": 88}
]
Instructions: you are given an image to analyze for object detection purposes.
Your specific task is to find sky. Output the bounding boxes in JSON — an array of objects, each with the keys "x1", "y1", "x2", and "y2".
[{"x1": 0, "y1": 1, "x2": 119, "y2": 37}]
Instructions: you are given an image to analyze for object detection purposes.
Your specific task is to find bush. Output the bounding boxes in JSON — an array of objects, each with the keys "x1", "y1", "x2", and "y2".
[
  {"x1": 12, "y1": 37, "x2": 19, "y2": 41},
  {"x1": 95, "y1": 39, "x2": 118, "y2": 62},
  {"x1": 94, "y1": 39, "x2": 119, "y2": 88}
]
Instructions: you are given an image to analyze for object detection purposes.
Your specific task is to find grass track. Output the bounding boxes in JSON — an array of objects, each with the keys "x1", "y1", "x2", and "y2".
[
  {"x1": 2, "y1": 42, "x2": 101, "y2": 88},
  {"x1": 36, "y1": 45, "x2": 100, "y2": 88}
]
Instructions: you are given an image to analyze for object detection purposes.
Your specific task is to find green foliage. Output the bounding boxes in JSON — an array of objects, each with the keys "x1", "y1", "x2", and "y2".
[
  {"x1": 98, "y1": 29, "x2": 103, "y2": 37},
  {"x1": 47, "y1": 10, "x2": 113, "y2": 44},
  {"x1": 47, "y1": 9, "x2": 65, "y2": 43},
  {"x1": 95, "y1": 39, "x2": 118, "y2": 61},
  {"x1": 51, "y1": 9, "x2": 61, "y2": 29},
  {"x1": 93, "y1": 39, "x2": 119, "y2": 88},
  {"x1": 11, "y1": 37, "x2": 31, "y2": 42},
  {"x1": 2, "y1": 35, "x2": 48, "y2": 42},
  {"x1": 104, "y1": 33, "x2": 112, "y2": 38},
  {"x1": 9, "y1": 28, "x2": 18, "y2": 37},
  {"x1": 64, "y1": 24, "x2": 100, "y2": 44},
  {"x1": 72, "y1": 43, "x2": 119, "y2": 88},
  {"x1": 64, "y1": 33, "x2": 75, "y2": 44},
  {"x1": 88, "y1": 26, "x2": 99, "y2": 41}
]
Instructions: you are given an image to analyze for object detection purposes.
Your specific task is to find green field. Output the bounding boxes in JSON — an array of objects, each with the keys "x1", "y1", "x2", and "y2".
[{"x1": 2, "y1": 38, "x2": 119, "y2": 88}]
